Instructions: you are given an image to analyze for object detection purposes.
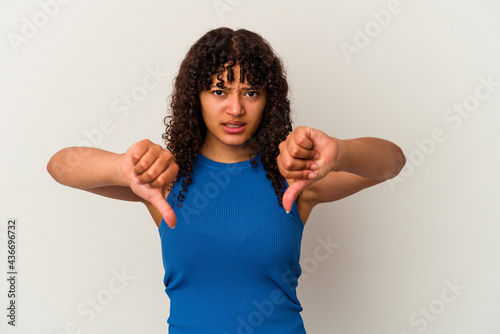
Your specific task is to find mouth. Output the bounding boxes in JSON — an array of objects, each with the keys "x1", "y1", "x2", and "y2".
[
  {"x1": 223, "y1": 120, "x2": 245, "y2": 127},
  {"x1": 222, "y1": 121, "x2": 246, "y2": 133}
]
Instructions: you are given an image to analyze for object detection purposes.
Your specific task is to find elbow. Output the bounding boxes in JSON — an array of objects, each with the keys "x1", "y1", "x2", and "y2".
[
  {"x1": 46, "y1": 155, "x2": 60, "y2": 183},
  {"x1": 388, "y1": 145, "x2": 406, "y2": 179},
  {"x1": 46, "y1": 149, "x2": 68, "y2": 185},
  {"x1": 378, "y1": 144, "x2": 406, "y2": 180}
]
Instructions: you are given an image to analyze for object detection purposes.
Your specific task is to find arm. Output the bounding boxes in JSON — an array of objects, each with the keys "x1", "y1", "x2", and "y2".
[
  {"x1": 47, "y1": 147, "x2": 146, "y2": 202},
  {"x1": 47, "y1": 147, "x2": 130, "y2": 190},
  {"x1": 300, "y1": 137, "x2": 406, "y2": 205},
  {"x1": 277, "y1": 127, "x2": 406, "y2": 212},
  {"x1": 46, "y1": 140, "x2": 179, "y2": 228}
]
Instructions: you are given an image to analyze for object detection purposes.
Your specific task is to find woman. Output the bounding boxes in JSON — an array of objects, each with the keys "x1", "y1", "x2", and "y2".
[{"x1": 47, "y1": 27, "x2": 405, "y2": 333}]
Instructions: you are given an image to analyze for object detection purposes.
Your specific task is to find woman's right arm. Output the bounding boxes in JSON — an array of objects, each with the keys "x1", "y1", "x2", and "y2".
[
  {"x1": 47, "y1": 147, "x2": 130, "y2": 190},
  {"x1": 46, "y1": 140, "x2": 178, "y2": 228}
]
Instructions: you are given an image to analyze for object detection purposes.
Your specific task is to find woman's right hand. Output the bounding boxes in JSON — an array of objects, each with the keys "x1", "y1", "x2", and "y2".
[{"x1": 119, "y1": 139, "x2": 179, "y2": 228}]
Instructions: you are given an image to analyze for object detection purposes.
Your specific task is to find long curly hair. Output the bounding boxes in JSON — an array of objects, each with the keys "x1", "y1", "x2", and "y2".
[{"x1": 163, "y1": 27, "x2": 292, "y2": 207}]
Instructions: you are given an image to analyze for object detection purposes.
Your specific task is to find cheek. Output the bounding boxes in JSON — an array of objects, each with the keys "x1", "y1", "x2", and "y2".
[
  {"x1": 200, "y1": 108, "x2": 208, "y2": 124},
  {"x1": 257, "y1": 103, "x2": 266, "y2": 122},
  {"x1": 256, "y1": 108, "x2": 264, "y2": 122},
  {"x1": 200, "y1": 104, "x2": 216, "y2": 124}
]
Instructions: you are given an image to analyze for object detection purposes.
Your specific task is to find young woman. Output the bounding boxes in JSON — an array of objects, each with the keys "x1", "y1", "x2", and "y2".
[{"x1": 47, "y1": 27, "x2": 405, "y2": 333}]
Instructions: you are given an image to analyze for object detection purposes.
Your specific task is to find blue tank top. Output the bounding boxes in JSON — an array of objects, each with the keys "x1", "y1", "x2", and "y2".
[{"x1": 158, "y1": 153, "x2": 306, "y2": 333}]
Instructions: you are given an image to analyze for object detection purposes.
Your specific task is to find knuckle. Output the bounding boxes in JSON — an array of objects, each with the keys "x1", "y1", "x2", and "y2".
[
  {"x1": 282, "y1": 170, "x2": 291, "y2": 178},
  {"x1": 147, "y1": 168, "x2": 157, "y2": 178},
  {"x1": 156, "y1": 174, "x2": 165, "y2": 185},
  {"x1": 137, "y1": 140, "x2": 149, "y2": 150},
  {"x1": 131, "y1": 152, "x2": 141, "y2": 161},
  {"x1": 283, "y1": 159, "x2": 294, "y2": 170}
]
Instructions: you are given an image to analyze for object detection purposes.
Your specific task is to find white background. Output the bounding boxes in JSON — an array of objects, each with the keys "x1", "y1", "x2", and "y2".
[{"x1": 1, "y1": 0, "x2": 500, "y2": 333}]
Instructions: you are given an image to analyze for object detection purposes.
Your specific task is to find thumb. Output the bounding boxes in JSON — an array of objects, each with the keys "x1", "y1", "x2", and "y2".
[
  {"x1": 283, "y1": 179, "x2": 313, "y2": 213},
  {"x1": 147, "y1": 190, "x2": 177, "y2": 229}
]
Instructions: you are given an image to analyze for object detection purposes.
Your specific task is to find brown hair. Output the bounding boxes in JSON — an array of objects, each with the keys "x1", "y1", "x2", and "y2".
[{"x1": 163, "y1": 27, "x2": 292, "y2": 206}]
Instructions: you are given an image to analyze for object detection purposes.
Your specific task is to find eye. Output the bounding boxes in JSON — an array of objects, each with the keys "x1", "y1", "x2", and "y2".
[
  {"x1": 246, "y1": 91, "x2": 259, "y2": 98},
  {"x1": 212, "y1": 90, "x2": 224, "y2": 96}
]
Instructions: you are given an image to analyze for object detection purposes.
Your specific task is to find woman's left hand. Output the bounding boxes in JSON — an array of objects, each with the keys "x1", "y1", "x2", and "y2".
[{"x1": 277, "y1": 126, "x2": 342, "y2": 212}]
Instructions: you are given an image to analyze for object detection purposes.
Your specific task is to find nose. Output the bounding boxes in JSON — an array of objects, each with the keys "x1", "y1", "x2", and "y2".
[{"x1": 226, "y1": 94, "x2": 244, "y2": 116}]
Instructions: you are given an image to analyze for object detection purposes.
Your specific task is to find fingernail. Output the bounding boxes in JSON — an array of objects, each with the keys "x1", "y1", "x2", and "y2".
[
  {"x1": 308, "y1": 173, "x2": 316, "y2": 179},
  {"x1": 310, "y1": 163, "x2": 318, "y2": 170},
  {"x1": 313, "y1": 153, "x2": 320, "y2": 160}
]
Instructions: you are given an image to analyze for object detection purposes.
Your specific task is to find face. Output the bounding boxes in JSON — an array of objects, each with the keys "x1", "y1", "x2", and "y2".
[{"x1": 199, "y1": 64, "x2": 266, "y2": 159}]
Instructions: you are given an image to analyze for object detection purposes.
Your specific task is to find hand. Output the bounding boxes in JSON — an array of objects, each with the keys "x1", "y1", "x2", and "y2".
[
  {"x1": 277, "y1": 127, "x2": 341, "y2": 212},
  {"x1": 119, "y1": 139, "x2": 179, "y2": 228}
]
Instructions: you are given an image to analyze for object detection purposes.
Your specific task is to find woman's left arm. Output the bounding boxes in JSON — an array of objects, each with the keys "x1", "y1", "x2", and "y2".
[{"x1": 277, "y1": 127, "x2": 406, "y2": 212}]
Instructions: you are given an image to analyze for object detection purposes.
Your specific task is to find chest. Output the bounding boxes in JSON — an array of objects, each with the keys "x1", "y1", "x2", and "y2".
[{"x1": 160, "y1": 164, "x2": 304, "y2": 276}]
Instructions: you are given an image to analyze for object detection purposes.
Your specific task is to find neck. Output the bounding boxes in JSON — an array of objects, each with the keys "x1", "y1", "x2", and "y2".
[{"x1": 200, "y1": 141, "x2": 255, "y2": 163}]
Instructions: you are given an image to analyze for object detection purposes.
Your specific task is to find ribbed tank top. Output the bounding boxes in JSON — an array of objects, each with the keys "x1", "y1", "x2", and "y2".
[{"x1": 158, "y1": 153, "x2": 306, "y2": 333}]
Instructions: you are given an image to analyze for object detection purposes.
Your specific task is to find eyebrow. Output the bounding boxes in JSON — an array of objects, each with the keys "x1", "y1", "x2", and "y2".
[{"x1": 210, "y1": 85, "x2": 259, "y2": 90}]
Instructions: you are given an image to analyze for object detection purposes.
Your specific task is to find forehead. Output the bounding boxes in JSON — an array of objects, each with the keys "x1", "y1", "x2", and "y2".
[{"x1": 210, "y1": 63, "x2": 254, "y2": 88}]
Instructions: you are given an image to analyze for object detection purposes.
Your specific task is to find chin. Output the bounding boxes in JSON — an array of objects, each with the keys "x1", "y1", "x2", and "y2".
[
  {"x1": 221, "y1": 135, "x2": 249, "y2": 145},
  {"x1": 223, "y1": 139, "x2": 253, "y2": 150},
  {"x1": 225, "y1": 141, "x2": 248, "y2": 147}
]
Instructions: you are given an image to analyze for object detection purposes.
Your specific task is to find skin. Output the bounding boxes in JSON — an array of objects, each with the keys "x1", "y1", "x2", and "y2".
[
  {"x1": 47, "y1": 64, "x2": 406, "y2": 229},
  {"x1": 199, "y1": 65, "x2": 266, "y2": 163}
]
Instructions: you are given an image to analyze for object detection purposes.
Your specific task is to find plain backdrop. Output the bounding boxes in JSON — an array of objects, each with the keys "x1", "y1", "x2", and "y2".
[{"x1": 1, "y1": 0, "x2": 500, "y2": 333}]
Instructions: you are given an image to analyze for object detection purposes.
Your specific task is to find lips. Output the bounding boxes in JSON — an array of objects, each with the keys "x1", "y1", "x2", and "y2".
[
  {"x1": 222, "y1": 120, "x2": 245, "y2": 127},
  {"x1": 222, "y1": 120, "x2": 246, "y2": 134}
]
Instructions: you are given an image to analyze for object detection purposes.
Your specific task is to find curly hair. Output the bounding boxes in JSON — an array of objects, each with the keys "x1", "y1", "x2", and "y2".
[{"x1": 163, "y1": 27, "x2": 292, "y2": 207}]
